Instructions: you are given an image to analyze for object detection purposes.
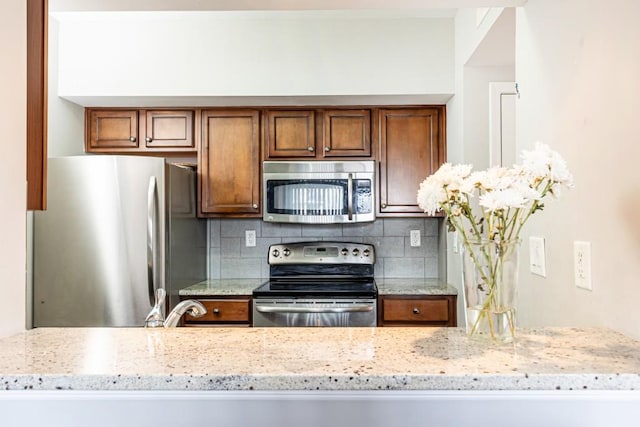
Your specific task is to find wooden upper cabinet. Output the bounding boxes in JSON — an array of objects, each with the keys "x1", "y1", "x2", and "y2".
[
  {"x1": 87, "y1": 110, "x2": 139, "y2": 150},
  {"x1": 378, "y1": 107, "x2": 446, "y2": 215},
  {"x1": 264, "y1": 109, "x2": 372, "y2": 159},
  {"x1": 85, "y1": 108, "x2": 196, "y2": 154},
  {"x1": 199, "y1": 109, "x2": 261, "y2": 216},
  {"x1": 322, "y1": 109, "x2": 371, "y2": 157},
  {"x1": 265, "y1": 110, "x2": 316, "y2": 158},
  {"x1": 144, "y1": 110, "x2": 194, "y2": 149}
]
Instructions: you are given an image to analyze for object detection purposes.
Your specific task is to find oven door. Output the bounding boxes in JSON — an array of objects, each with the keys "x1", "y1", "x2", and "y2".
[{"x1": 253, "y1": 298, "x2": 377, "y2": 327}]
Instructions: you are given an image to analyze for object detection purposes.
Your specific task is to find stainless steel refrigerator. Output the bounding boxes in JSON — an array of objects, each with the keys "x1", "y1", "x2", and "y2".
[{"x1": 33, "y1": 156, "x2": 207, "y2": 327}]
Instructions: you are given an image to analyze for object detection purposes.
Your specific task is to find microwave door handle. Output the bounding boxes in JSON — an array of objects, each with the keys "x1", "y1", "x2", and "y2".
[{"x1": 347, "y1": 173, "x2": 354, "y2": 220}]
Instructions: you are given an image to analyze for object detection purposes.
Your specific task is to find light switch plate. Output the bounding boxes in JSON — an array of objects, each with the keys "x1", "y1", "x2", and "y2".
[{"x1": 529, "y1": 236, "x2": 546, "y2": 277}]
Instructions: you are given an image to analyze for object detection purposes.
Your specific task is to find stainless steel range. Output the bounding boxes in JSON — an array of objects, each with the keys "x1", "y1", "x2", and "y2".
[{"x1": 252, "y1": 241, "x2": 377, "y2": 327}]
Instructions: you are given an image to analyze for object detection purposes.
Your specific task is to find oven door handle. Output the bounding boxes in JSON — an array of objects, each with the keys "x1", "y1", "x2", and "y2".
[{"x1": 255, "y1": 305, "x2": 373, "y2": 314}]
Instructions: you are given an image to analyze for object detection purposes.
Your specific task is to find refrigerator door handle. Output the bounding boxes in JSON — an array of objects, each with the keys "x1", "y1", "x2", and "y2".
[{"x1": 147, "y1": 176, "x2": 158, "y2": 306}]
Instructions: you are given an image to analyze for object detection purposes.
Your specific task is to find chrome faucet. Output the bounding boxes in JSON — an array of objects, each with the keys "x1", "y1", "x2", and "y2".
[
  {"x1": 144, "y1": 288, "x2": 167, "y2": 327},
  {"x1": 164, "y1": 299, "x2": 207, "y2": 327},
  {"x1": 144, "y1": 288, "x2": 207, "y2": 328}
]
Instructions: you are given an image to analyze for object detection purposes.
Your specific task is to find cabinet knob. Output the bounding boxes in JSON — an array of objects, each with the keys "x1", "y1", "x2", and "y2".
[
  {"x1": 213, "y1": 308, "x2": 220, "y2": 315},
  {"x1": 307, "y1": 146, "x2": 314, "y2": 152},
  {"x1": 381, "y1": 203, "x2": 387, "y2": 208},
  {"x1": 324, "y1": 147, "x2": 331, "y2": 152},
  {"x1": 252, "y1": 204, "x2": 258, "y2": 209},
  {"x1": 129, "y1": 136, "x2": 136, "y2": 143},
  {"x1": 413, "y1": 307, "x2": 420, "y2": 315},
  {"x1": 145, "y1": 137, "x2": 152, "y2": 143}
]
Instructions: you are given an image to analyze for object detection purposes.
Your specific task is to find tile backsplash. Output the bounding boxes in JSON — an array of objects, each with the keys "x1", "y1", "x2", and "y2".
[{"x1": 208, "y1": 218, "x2": 445, "y2": 280}]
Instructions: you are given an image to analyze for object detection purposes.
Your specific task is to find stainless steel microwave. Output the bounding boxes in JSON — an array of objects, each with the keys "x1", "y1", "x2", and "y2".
[{"x1": 263, "y1": 161, "x2": 375, "y2": 224}]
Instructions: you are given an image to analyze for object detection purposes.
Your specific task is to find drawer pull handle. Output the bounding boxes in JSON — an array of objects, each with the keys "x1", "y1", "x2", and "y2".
[
  {"x1": 130, "y1": 136, "x2": 137, "y2": 142},
  {"x1": 213, "y1": 308, "x2": 220, "y2": 315},
  {"x1": 412, "y1": 307, "x2": 420, "y2": 315},
  {"x1": 307, "y1": 146, "x2": 314, "y2": 152}
]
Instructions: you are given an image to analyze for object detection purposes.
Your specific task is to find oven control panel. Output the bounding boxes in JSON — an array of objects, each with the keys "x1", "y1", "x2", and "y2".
[{"x1": 268, "y1": 241, "x2": 375, "y2": 265}]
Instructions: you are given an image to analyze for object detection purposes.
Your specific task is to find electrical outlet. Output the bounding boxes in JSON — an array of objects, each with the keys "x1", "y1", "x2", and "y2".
[
  {"x1": 574, "y1": 241, "x2": 592, "y2": 290},
  {"x1": 245, "y1": 230, "x2": 256, "y2": 247},
  {"x1": 410, "y1": 230, "x2": 421, "y2": 247},
  {"x1": 529, "y1": 236, "x2": 546, "y2": 277}
]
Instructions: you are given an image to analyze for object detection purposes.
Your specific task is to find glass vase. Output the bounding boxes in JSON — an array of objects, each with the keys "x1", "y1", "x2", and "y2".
[{"x1": 461, "y1": 239, "x2": 520, "y2": 343}]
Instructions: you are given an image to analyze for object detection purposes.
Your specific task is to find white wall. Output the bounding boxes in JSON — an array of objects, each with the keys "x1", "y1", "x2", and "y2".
[
  {"x1": 515, "y1": 0, "x2": 640, "y2": 339},
  {"x1": 0, "y1": 0, "x2": 27, "y2": 338},
  {"x1": 48, "y1": 17, "x2": 85, "y2": 157},
  {"x1": 54, "y1": 11, "x2": 454, "y2": 105},
  {"x1": 462, "y1": 65, "x2": 515, "y2": 171},
  {"x1": 447, "y1": 7, "x2": 510, "y2": 163}
]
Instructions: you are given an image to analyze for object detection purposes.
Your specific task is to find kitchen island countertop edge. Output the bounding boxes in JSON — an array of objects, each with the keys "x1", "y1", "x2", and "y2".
[{"x1": 0, "y1": 326, "x2": 638, "y2": 392}]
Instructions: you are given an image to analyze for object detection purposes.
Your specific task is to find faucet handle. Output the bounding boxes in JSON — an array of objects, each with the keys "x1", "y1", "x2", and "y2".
[{"x1": 144, "y1": 288, "x2": 166, "y2": 328}]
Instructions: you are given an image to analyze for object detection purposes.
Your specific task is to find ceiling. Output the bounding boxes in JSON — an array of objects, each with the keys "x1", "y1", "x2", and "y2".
[{"x1": 50, "y1": 0, "x2": 527, "y2": 13}]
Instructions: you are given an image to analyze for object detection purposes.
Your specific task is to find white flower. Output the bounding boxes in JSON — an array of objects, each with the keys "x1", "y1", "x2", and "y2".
[
  {"x1": 510, "y1": 180, "x2": 543, "y2": 202},
  {"x1": 433, "y1": 163, "x2": 474, "y2": 194},
  {"x1": 417, "y1": 178, "x2": 446, "y2": 216},
  {"x1": 417, "y1": 163, "x2": 474, "y2": 215},
  {"x1": 470, "y1": 167, "x2": 513, "y2": 191},
  {"x1": 521, "y1": 141, "x2": 574, "y2": 187},
  {"x1": 549, "y1": 151, "x2": 574, "y2": 187},
  {"x1": 479, "y1": 188, "x2": 528, "y2": 212}
]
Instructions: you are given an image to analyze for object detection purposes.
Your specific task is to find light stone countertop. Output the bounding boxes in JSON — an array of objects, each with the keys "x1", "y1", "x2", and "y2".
[
  {"x1": 180, "y1": 278, "x2": 457, "y2": 297},
  {"x1": 1, "y1": 327, "x2": 639, "y2": 391},
  {"x1": 376, "y1": 278, "x2": 458, "y2": 295},
  {"x1": 179, "y1": 279, "x2": 264, "y2": 296}
]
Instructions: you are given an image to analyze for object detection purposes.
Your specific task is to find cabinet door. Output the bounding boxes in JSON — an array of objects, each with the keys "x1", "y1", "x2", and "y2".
[
  {"x1": 378, "y1": 107, "x2": 445, "y2": 215},
  {"x1": 87, "y1": 110, "x2": 138, "y2": 150},
  {"x1": 265, "y1": 110, "x2": 316, "y2": 158},
  {"x1": 322, "y1": 109, "x2": 371, "y2": 157},
  {"x1": 200, "y1": 110, "x2": 261, "y2": 216},
  {"x1": 144, "y1": 110, "x2": 195, "y2": 149}
]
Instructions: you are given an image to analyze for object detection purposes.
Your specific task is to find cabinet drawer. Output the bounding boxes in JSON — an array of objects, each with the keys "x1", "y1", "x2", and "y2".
[
  {"x1": 382, "y1": 298, "x2": 450, "y2": 323},
  {"x1": 184, "y1": 299, "x2": 250, "y2": 323}
]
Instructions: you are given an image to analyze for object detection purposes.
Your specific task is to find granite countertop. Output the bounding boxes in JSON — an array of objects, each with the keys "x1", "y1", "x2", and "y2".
[
  {"x1": 1, "y1": 327, "x2": 639, "y2": 392},
  {"x1": 375, "y1": 278, "x2": 457, "y2": 295},
  {"x1": 179, "y1": 279, "x2": 264, "y2": 296},
  {"x1": 180, "y1": 278, "x2": 457, "y2": 297}
]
